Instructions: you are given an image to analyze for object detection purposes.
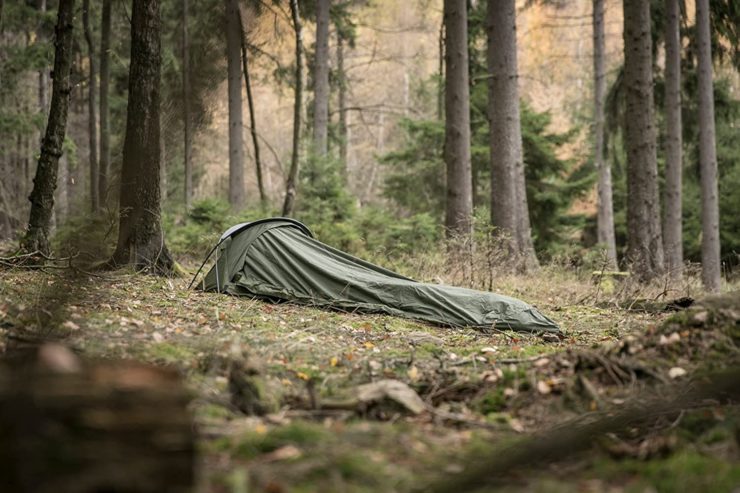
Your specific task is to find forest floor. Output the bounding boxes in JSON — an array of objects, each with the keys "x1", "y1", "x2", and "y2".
[{"x1": 0, "y1": 258, "x2": 739, "y2": 492}]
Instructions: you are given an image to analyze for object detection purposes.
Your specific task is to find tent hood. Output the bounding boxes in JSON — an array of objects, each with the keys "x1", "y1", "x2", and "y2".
[{"x1": 200, "y1": 218, "x2": 560, "y2": 333}]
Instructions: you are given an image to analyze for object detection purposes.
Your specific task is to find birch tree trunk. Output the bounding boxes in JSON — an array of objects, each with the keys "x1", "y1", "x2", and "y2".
[
  {"x1": 696, "y1": 0, "x2": 721, "y2": 292},
  {"x1": 487, "y1": 0, "x2": 537, "y2": 269},
  {"x1": 109, "y1": 0, "x2": 174, "y2": 275},
  {"x1": 623, "y1": 0, "x2": 664, "y2": 280},
  {"x1": 282, "y1": 0, "x2": 303, "y2": 217},
  {"x1": 98, "y1": 0, "x2": 111, "y2": 207},
  {"x1": 182, "y1": 0, "x2": 193, "y2": 209},
  {"x1": 22, "y1": 0, "x2": 75, "y2": 255},
  {"x1": 663, "y1": 0, "x2": 683, "y2": 280},
  {"x1": 443, "y1": 0, "x2": 473, "y2": 237},
  {"x1": 313, "y1": 0, "x2": 330, "y2": 156},
  {"x1": 593, "y1": 0, "x2": 617, "y2": 268},
  {"x1": 83, "y1": 0, "x2": 99, "y2": 212},
  {"x1": 225, "y1": 0, "x2": 245, "y2": 208}
]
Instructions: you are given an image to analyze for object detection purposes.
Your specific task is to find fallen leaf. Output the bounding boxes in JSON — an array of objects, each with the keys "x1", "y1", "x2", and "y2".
[
  {"x1": 38, "y1": 343, "x2": 81, "y2": 373},
  {"x1": 152, "y1": 332, "x2": 164, "y2": 343},
  {"x1": 61, "y1": 320, "x2": 80, "y2": 331},
  {"x1": 508, "y1": 418, "x2": 525, "y2": 432},
  {"x1": 295, "y1": 371, "x2": 310, "y2": 381},
  {"x1": 263, "y1": 445, "x2": 302, "y2": 462},
  {"x1": 536, "y1": 380, "x2": 552, "y2": 394},
  {"x1": 407, "y1": 365, "x2": 420, "y2": 382},
  {"x1": 330, "y1": 356, "x2": 339, "y2": 367},
  {"x1": 659, "y1": 332, "x2": 681, "y2": 345},
  {"x1": 668, "y1": 367, "x2": 687, "y2": 379}
]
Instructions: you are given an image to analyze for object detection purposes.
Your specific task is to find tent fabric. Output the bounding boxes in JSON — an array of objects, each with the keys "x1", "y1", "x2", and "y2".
[{"x1": 200, "y1": 218, "x2": 560, "y2": 333}]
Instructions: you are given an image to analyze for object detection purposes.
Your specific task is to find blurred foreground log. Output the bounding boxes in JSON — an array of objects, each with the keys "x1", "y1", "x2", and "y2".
[
  {"x1": 424, "y1": 367, "x2": 740, "y2": 493},
  {"x1": 0, "y1": 344, "x2": 194, "y2": 493}
]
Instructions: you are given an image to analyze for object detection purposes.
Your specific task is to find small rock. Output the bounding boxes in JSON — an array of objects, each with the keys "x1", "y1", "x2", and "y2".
[
  {"x1": 480, "y1": 346, "x2": 498, "y2": 354},
  {"x1": 152, "y1": 332, "x2": 164, "y2": 343},
  {"x1": 534, "y1": 357, "x2": 550, "y2": 368},
  {"x1": 668, "y1": 367, "x2": 687, "y2": 379}
]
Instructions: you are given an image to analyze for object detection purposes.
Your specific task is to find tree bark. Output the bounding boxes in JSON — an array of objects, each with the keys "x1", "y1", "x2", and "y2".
[
  {"x1": 313, "y1": 0, "x2": 330, "y2": 155},
  {"x1": 623, "y1": 0, "x2": 664, "y2": 280},
  {"x1": 593, "y1": 0, "x2": 617, "y2": 268},
  {"x1": 98, "y1": 0, "x2": 111, "y2": 208},
  {"x1": 663, "y1": 0, "x2": 683, "y2": 280},
  {"x1": 487, "y1": 0, "x2": 537, "y2": 269},
  {"x1": 696, "y1": 0, "x2": 721, "y2": 292},
  {"x1": 443, "y1": 0, "x2": 473, "y2": 238},
  {"x1": 282, "y1": 0, "x2": 303, "y2": 217},
  {"x1": 237, "y1": 3, "x2": 266, "y2": 206},
  {"x1": 182, "y1": 0, "x2": 193, "y2": 209},
  {"x1": 337, "y1": 30, "x2": 348, "y2": 180},
  {"x1": 225, "y1": 0, "x2": 245, "y2": 208},
  {"x1": 437, "y1": 16, "x2": 444, "y2": 122},
  {"x1": 83, "y1": 0, "x2": 99, "y2": 212},
  {"x1": 21, "y1": 0, "x2": 75, "y2": 255},
  {"x1": 109, "y1": 0, "x2": 174, "y2": 275}
]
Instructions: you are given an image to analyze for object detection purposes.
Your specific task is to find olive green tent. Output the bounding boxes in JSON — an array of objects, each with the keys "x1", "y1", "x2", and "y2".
[{"x1": 196, "y1": 218, "x2": 560, "y2": 333}]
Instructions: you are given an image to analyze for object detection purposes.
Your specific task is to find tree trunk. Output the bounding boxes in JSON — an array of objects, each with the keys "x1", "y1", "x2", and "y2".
[
  {"x1": 37, "y1": 0, "x2": 48, "y2": 119},
  {"x1": 663, "y1": 0, "x2": 683, "y2": 280},
  {"x1": 623, "y1": 0, "x2": 664, "y2": 281},
  {"x1": 237, "y1": 4, "x2": 266, "y2": 206},
  {"x1": 313, "y1": 0, "x2": 330, "y2": 155},
  {"x1": 109, "y1": 0, "x2": 174, "y2": 275},
  {"x1": 696, "y1": 0, "x2": 721, "y2": 292},
  {"x1": 225, "y1": 0, "x2": 245, "y2": 208},
  {"x1": 282, "y1": 0, "x2": 303, "y2": 217},
  {"x1": 21, "y1": 0, "x2": 75, "y2": 255},
  {"x1": 487, "y1": 0, "x2": 537, "y2": 269},
  {"x1": 98, "y1": 0, "x2": 111, "y2": 208},
  {"x1": 337, "y1": 30, "x2": 348, "y2": 180},
  {"x1": 83, "y1": 0, "x2": 99, "y2": 212},
  {"x1": 437, "y1": 16, "x2": 444, "y2": 122},
  {"x1": 443, "y1": 0, "x2": 473, "y2": 237},
  {"x1": 593, "y1": 0, "x2": 617, "y2": 268},
  {"x1": 182, "y1": 0, "x2": 192, "y2": 209},
  {"x1": 57, "y1": 154, "x2": 69, "y2": 221}
]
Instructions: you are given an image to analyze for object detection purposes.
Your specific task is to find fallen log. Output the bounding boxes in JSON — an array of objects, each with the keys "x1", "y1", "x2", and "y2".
[{"x1": 0, "y1": 344, "x2": 195, "y2": 493}]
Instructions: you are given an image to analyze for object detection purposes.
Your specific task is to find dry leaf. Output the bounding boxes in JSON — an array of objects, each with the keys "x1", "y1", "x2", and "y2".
[
  {"x1": 536, "y1": 380, "x2": 552, "y2": 394},
  {"x1": 263, "y1": 445, "x2": 302, "y2": 462},
  {"x1": 38, "y1": 343, "x2": 81, "y2": 373}
]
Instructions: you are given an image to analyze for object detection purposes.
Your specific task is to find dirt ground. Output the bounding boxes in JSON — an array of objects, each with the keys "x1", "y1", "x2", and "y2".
[{"x1": 0, "y1": 263, "x2": 738, "y2": 492}]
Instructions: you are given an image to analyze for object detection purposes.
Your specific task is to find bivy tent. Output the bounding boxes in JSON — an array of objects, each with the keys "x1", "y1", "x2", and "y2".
[{"x1": 193, "y1": 218, "x2": 560, "y2": 333}]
